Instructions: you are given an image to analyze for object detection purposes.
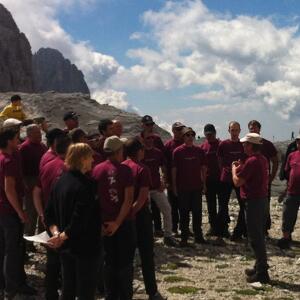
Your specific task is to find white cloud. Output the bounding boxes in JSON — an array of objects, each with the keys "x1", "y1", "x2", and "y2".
[{"x1": 92, "y1": 89, "x2": 129, "y2": 110}]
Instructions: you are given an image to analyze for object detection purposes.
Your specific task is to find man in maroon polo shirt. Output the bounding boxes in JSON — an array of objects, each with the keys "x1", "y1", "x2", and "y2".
[
  {"x1": 0, "y1": 128, "x2": 36, "y2": 298},
  {"x1": 200, "y1": 124, "x2": 221, "y2": 236},
  {"x1": 277, "y1": 135, "x2": 300, "y2": 249},
  {"x1": 142, "y1": 132, "x2": 176, "y2": 247},
  {"x1": 92, "y1": 136, "x2": 135, "y2": 300},
  {"x1": 217, "y1": 121, "x2": 247, "y2": 240},
  {"x1": 232, "y1": 133, "x2": 270, "y2": 284},
  {"x1": 19, "y1": 124, "x2": 47, "y2": 237},
  {"x1": 164, "y1": 122, "x2": 185, "y2": 235},
  {"x1": 172, "y1": 127, "x2": 207, "y2": 247},
  {"x1": 248, "y1": 120, "x2": 278, "y2": 235},
  {"x1": 123, "y1": 138, "x2": 166, "y2": 300}
]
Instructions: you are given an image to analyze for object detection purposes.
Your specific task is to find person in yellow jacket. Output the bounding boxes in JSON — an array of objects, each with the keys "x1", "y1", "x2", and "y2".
[{"x1": 0, "y1": 95, "x2": 26, "y2": 121}]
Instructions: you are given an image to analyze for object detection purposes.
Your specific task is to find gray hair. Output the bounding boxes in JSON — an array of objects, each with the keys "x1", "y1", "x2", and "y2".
[{"x1": 26, "y1": 124, "x2": 40, "y2": 136}]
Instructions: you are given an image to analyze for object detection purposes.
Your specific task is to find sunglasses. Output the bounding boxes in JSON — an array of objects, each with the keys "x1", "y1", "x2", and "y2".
[{"x1": 185, "y1": 133, "x2": 195, "y2": 137}]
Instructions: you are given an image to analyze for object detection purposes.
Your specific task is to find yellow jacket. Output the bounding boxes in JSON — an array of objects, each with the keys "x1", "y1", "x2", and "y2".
[{"x1": 0, "y1": 104, "x2": 26, "y2": 121}]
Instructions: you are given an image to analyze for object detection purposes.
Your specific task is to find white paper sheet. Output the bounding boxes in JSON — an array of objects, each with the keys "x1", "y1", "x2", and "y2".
[{"x1": 24, "y1": 231, "x2": 50, "y2": 244}]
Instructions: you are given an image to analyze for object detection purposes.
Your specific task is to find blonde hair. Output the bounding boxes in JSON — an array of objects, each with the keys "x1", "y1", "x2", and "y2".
[{"x1": 65, "y1": 143, "x2": 93, "y2": 171}]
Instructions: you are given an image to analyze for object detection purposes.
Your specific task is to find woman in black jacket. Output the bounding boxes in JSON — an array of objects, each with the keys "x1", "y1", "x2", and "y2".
[{"x1": 45, "y1": 143, "x2": 101, "y2": 300}]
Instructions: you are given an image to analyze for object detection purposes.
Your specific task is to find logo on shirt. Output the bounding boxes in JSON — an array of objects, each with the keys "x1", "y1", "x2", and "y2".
[{"x1": 108, "y1": 170, "x2": 119, "y2": 203}]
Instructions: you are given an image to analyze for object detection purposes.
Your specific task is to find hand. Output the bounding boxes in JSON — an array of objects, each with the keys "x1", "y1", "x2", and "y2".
[
  {"x1": 232, "y1": 160, "x2": 240, "y2": 168},
  {"x1": 18, "y1": 210, "x2": 29, "y2": 223},
  {"x1": 103, "y1": 221, "x2": 119, "y2": 236},
  {"x1": 47, "y1": 235, "x2": 64, "y2": 249}
]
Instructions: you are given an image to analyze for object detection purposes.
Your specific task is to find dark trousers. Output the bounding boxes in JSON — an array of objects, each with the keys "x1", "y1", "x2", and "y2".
[
  {"x1": 103, "y1": 221, "x2": 136, "y2": 300},
  {"x1": 205, "y1": 179, "x2": 222, "y2": 231},
  {"x1": 217, "y1": 182, "x2": 247, "y2": 236},
  {"x1": 266, "y1": 183, "x2": 272, "y2": 231},
  {"x1": 167, "y1": 190, "x2": 180, "y2": 232},
  {"x1": 60, "y1": 252, "x2": 99, "y2": 300},
  {"x1": 136, "y1": 206, "x2": 157, "y2": 297},
  {"x1": 0, "y1": 214, "x2": 26, "y2": 293},
  {"x1": 282, "y1": 195, "x2": 300, "y2": 233},
  {"x1": 45, "y1": 248, "x2": 60, "y2": 300},
  {"x1": 151, "y1": 200, "x2": 162, "y2": 231},
  {"x1": 178, "y1": 190, "x2": 202, "y2": 241},
  {"x1": 245, "y1": 198, "x2": 268, "y2": 273}
]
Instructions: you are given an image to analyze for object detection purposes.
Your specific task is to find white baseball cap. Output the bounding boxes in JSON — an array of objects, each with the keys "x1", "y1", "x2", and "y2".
[
  {"x1": 3, "y1": 118, "x2": 22, "y2": 128},
  {"x1": 240, "y1": 133, "x2": 262, "y2": 145}
]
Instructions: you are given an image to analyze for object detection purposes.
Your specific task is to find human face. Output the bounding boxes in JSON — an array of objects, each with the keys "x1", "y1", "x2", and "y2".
[
  {"x1": 8, "y1": 134, "x2": 19, "y2": 151},
  {"x1": 81, "y1": 155, "x2": 94, "y2": 173},
  {"x1": 112, "y1": 121, "x2": 123, "y2": 137},
  {"x1": 65, "y1": 118, "x2": 79, "y2": 131},
  {"x1": 205, "y1": 132, "x2": 216, "y2": 143},
  {"x1": 11, "y1": 100, "x2": 21, "y2": 107},
  {"x1": 297, "y1": 139, "x2": 300, "y2": 151},
  {"x1": 249, "y1": 124, "x2": 260, "y2": 134},
  {"x1": 142, "y1": 122, "x2": 154, "y2": 133},
  {"x1": 242, "y1": 142, "x2": 253, "y2": 156},
  {"x1": 104, "y1": 124, "x2": 114, "y2": 138},
  {"x1": 29, "y1": 127, "x2": 42, "y2": 144},
  {"x1": 137, "y1": 148, "x2": 145, "y2": 161},
  {"x1": 172, "y1": 127, "x2": 184, "y2": 140},
  {"x1": 183, "y1": 132, "x2": 195, "y2": 146},
  {"x1": 228, "y1": 123, "x2": 241, "y2": 140}
]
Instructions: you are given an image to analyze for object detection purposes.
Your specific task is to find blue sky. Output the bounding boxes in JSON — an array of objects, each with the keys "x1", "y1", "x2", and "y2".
[{"x1": 4, "y1": 0, "x2": 300, "y2": 140}]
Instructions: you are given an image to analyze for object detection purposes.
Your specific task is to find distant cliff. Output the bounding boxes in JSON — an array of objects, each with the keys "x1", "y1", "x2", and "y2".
[
  {"x1": 32, "y1": 48, "x2": 90, "y2": 94},
  {"x1": 0, "y1": 3, "x2": 34, "y2": 92}
]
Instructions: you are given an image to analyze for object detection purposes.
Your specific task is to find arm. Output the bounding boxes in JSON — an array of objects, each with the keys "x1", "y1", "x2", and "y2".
[
  {"x1": 201, "y1": 165, "x2": 207, "y2": 193},
  {"x1": 132, "y1": 186, "x2": 149, "y2": 216},
  {"x1": 232, "y1": 165, "x2": 245, "y2": 187},
  {"x1": 32, "y1": 186, "x2": 45, "y2": 227},
  {"x1": 269, "y1": 155, "x2": 279, "y2": 182},
  {"x1": 5, "y1": 176, "x2": 28, "y2": 223},
  {"x1": 171, "y1": 167, "x2": 177, "y2": 196}
]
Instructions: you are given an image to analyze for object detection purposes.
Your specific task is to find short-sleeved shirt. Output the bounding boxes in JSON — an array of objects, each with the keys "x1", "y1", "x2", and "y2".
[
  {"x1": 40, "y1": 150, "x2": 57, "y2": 171},
  {"x1": 38, "y1": 157, "x2": 66, "y2": 206},
  {"x1": 122, "y1": 159, "x2": 151, "y2": 208},
  {"x1": 173, "y1": 144, "x2": 206, "y2": 191},
  {"x1": 238, "y1": 154, "x2": 269, "y2": 199},
  {"x1": 142, "y1": 147, "x2": 165, "y2": 190},
  {"x1": 200, "y1": 139, "x2": 221, "y2": 180},
  {"x1": 164, "y1": 138, "x2": 183, "y2": 184},
  {"x1": 0, "y1": 152, "x2": 24, "y2": 215},
  {"x1": 19, "y1": 139, "x2": 47, "y2": 177},
  {"x1": 92, "y1": 160, "x2": 133, "y2": 222},
  {"x1": 285, "y1": 150, "x2": 300, "y2": 196},
  {"x1": 217, "y1": 139, "x2": 246, "y2": 183}
]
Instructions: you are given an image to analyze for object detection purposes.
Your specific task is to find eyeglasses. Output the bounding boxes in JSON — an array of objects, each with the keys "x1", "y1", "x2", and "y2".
[{"x1": 185, "y1": 133, "x2": 195, "y2": 137}]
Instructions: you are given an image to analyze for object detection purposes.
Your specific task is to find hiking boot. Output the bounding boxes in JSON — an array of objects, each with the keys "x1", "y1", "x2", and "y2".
[
  {"x1": 194, "y1": 235, "x2": 207, "y2": 244},
  {"x1": 277, "y1": 238, "x2": 291, "y2": 249},
  {"x1": 244, "y1": 267, "x2": 256, "y2": 277},
  {"x1": 246, "y1": 271, "x2": 270, "y2": 284},
  {"x1": 149, "y1": 291, "x2": 167, "y2": 300},
  {"x1": 164, "y1": 236, "x2": 178, "y2": 247}
]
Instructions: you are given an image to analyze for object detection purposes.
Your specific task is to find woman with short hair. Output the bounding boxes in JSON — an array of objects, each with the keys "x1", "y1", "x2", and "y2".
[{"x1": 45, "y1": 143, "x2": 101, "y2": 300}]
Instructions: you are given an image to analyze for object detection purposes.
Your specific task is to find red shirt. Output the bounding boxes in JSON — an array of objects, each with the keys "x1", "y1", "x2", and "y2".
[
  {"x1": 0, "y1": 152, "x2": 24, "y2": 215},
  {"x1": 38, "y1": 157, "x2": 66, "y2": 206},
  {"x1": 19, "y1": 139, "x2": 47, "y2": 177},
  {"x1": 238, "y1": 154, "x2": 269, "y2": 199},
  {"x1": 164, "y1": 138, "x2": 183, "y2": 184},
  {"x1": 217, "y1": 139, "x2": 246, "y2": 183},
  {"x1": 200, "y1": 139, "x2": 221, "y2": 180},
  {"x1": 92, "y1": 151, "x2": 104, "y2": 169},
  {"x1": 173, "y1": 144, "x2": 206, "y2": 191},
  {"x1": 92, "y1": 160, "x2": 133, "y2": 222},
  {"x1": 261, "y1": 138, "x2": 277, "y2": 161},
  {"x1": 40, "y1": 150, "x2": 57, "y2": 170},
  {"x1": 142, "y1": 147, "x2": 165, "y2": 190},
  {"x1": 122, "y1": 159, "x2": 151, "y2": 207},
  {"x1": 285, "y1": 150, "x2": 300, "y2": 196}
]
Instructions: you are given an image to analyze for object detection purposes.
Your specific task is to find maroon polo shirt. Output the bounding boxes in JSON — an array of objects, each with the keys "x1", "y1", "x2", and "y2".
[
  {"x1": 40, "y1": 150, "x2": 57, "y2": 170},
  {"x1": 0, "y1": 152, "x2": 24, "y2": 215},
  {"x1": 92, "y1": 160, "x2": 133, "y2": 222},
  {"x1": 217, "y1": 139, "x2": 246, "y2": 183},
  {"x1": 19, "y1": 139, "x2": 47, "y2": 177},
  {"x1": 173, "y1": 144, "x2": 206, "y2": 191},
  {"x1": 238, "y1": 154, "x2": 269, "y2": 199},
  {"x1": 142, "y1": 147, "x2": 165, "y2": 190},
  {"x1": 200, "y1": 139, "x2": 221, "y2": 181},
  {"x1": 285, "y1": 150, "x2": 300, "y2": 196},
  {"x1": 38, "y1": 157, "x2": 66, "y2": 206}
]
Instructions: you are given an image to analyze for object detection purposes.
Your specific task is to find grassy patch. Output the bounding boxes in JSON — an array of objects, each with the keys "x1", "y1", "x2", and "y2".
[
  {"x1": 234, "y1": 289, "x2": 260, "y2": 296},
  {"x1": 231, "y1": 297, "x2": 242, "y2": 300},
  {"x1": 164, "y1": 276, "x2": 191, "y2": 283},
  {"x1": 215, "y1": 263, "x2": 230, "y2": 269},
  {"x1": 167, "y1": 286, "x2": 199, "y2": 294},
  {"x1": 162, "y1": 263, "x2": 178, "y2": 270},
  {"x1": 215, "y1": 288, "x2": 228, "y2": 293}
]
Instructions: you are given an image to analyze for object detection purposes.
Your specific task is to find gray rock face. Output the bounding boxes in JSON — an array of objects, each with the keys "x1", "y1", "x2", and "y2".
[
  {"x1": 32, "y1": 48, "x2": 90, "y2": 94},
  {"x1": 0, "y1": 4, "x2": 34, "y2": 92}
]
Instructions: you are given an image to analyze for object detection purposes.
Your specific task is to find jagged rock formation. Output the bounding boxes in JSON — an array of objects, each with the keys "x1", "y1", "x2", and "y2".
[
  {"x1": 0, "y1": 4, "x2": 34, "y2": 92},
  {"x1": 0, "y1": 92, "x2": 171, "y2": 140},
  {"x1": 32, "y1": 48, "x2": 90, "y2": 94}
]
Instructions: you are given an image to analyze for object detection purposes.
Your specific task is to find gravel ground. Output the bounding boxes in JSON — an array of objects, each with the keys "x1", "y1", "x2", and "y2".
[{"x1": 23, "y1": 181, "x2": 300, "y2": 300}]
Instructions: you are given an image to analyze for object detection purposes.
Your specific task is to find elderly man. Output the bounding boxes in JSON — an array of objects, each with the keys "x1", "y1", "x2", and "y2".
[
  {"x1": 19, "y1": 124, "x2": 47, "y2": 237},
  {"x1": 232, "y1": 133, "x2": 270, "y2": 283}
]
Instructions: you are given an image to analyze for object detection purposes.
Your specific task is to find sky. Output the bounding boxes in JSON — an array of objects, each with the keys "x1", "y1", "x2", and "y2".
[{"x1": 3, "y1": 0, "x2": 300, "y2": 140}]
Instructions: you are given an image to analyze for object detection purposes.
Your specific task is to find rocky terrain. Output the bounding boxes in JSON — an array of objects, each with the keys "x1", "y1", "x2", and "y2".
[
  {"x1": 0, "y1": 92, "x2": 171, "y2": 140},
  {"x1": 0, "y1": 4, "x2": 34, "y2": 92},
  {"x1": 32, "y1": 48, "x2": 90, "y2": 94}
]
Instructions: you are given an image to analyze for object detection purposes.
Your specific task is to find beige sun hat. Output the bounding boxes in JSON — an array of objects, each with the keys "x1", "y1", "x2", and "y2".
[{"x1": 240, "y1": 133, "x2": 263, "y2": 144}]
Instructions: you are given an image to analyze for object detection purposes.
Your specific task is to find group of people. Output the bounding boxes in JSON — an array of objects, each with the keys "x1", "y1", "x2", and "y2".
[{"x1": 0, "y1": 94, "x2": 299, "y2": 299}]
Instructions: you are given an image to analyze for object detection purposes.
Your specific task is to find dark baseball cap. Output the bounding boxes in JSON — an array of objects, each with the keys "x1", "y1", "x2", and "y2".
[
  {"x1": 63, "y1": 111, "x2": 80, "y2": 121},
  {"x1": 141, "y1": 115, "x2": 155, "y2": 125},
  {"x1": 204, "y1": 124, "x2": 216, "y2": 134},
  {"x1": 172, "y1": 122, "x2": 185, "y2": 129}
]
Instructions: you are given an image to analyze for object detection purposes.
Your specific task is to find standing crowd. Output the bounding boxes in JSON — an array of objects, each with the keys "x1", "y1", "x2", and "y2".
[{"x1": 0, "y1": 95, "x2": 299, "y2": 299}]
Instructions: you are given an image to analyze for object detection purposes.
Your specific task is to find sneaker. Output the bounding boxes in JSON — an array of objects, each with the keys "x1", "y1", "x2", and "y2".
[
  {"x1": 154, "y1": 230, "x2": 164, "y2": 238},
  {"x1": 194, "y1": 235, "x2": 207, "y2": 244},
  {"x1": 244, "y1": 267, "x2": 256, "y2": 277},
  {"x1": 163, "y1": 236, "x2": 178, "y2": 247},
  {"x1": 149, "y1": 291, "x2": 167, "y2": 300},
  {"x1": 277, "y1": 238, "x2": 291, "y2": 249},
  {"x1": 246, "y1": 271, "x2": 270, "y2": 284},
  {"x1": 17, "y1": 284, "x2": 37, "y2": 296}
]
